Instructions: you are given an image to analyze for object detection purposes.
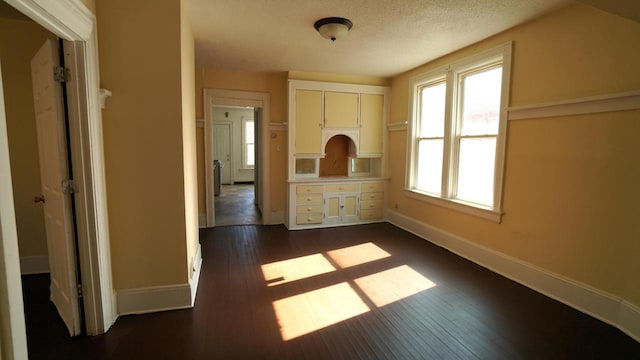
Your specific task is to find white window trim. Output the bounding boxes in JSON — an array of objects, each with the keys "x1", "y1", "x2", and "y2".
[
  {"x1": 242, "y1": 117, "x2": 255, "y2": 169},
  {"x1": 406, "y1": 42, "x2": 512, "y2": 223}
]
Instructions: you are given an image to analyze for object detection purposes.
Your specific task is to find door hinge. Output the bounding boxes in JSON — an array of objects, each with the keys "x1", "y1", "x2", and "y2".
[
  {"x1": 62, "y1": 179, "x2": 79, "y2": 195},
  {"x1": 54, "y1": 66, "x2": 70, "y2": 83},
  {"x1": 76, "y1": 283, "x2": 83, "y2": 299}
]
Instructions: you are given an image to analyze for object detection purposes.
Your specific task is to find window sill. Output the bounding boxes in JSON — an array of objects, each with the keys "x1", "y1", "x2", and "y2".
[{"x1": 404, "y1": 189, "x2": 503, "y2": 223}]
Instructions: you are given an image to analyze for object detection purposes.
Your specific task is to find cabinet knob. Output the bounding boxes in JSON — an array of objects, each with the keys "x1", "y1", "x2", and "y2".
[
  {"x1": 307, "y1": 197, "x2": 312, "y2": 201},
  {"x1": 307, "y1": 207, "x2": 312, "y2": 211}
]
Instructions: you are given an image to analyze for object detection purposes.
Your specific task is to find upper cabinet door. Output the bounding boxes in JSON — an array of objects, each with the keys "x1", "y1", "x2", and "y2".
[
  {"x1": 324, "y1": 91, "x2": 358, "y2": 128},
  {"x1": 360, "y1": 93, "x2": 384, "y2": 155},
  {"x1": 295, "y1": 90, "x2": 323, "y2": 154}
]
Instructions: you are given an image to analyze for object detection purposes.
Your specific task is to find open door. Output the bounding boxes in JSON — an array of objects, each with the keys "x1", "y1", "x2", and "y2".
[{"x1": 30, "y1": 39, "x2": 82, "y2": 336}]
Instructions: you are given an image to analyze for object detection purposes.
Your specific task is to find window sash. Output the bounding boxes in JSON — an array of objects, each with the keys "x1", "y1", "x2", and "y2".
[{"x1": 407, "y1": 43, "x2": 511, "y2": 219}]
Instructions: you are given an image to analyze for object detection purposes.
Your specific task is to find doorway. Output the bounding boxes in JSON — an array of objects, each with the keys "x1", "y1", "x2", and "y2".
[
  {"x1": 203, "y1": 89, "x2": 271, "y2": 228},
  {"x1": 212, "y1": 105, "x2": 261, "y2": 226},
  {"x1": 1, "y1": 8, "x2": 85, "y2": 339},
  {"x1": 0, "y1": 1, "x2": 114, "y2": 357}
]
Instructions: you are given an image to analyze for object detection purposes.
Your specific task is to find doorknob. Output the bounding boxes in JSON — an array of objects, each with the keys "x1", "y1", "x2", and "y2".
[{"x1": 34, "y1": 195, "x2": 46, "y2": 203}]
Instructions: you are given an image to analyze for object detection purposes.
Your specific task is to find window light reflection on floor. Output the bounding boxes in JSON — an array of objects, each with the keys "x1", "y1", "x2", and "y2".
[
  {"x1": 272, "y1": 282, "x2": 370, "y2": 341},
  {"x1": 354, "y1": 265, "x2": 436, "y2": 307},
  {"x1": 261, "y1": 253, "x2": 336, "y2": 287},
  {"x1": 264, "y1": 243, "x2": 437, "y2": 341},
  {"x1": 326, "y1": 242, "x2": 391, "y2": 269}
]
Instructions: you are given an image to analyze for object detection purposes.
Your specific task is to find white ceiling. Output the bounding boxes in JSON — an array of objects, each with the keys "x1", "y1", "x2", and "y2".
[{"x1": 187, "y1": 0, "x2": 572, "y2": 78}]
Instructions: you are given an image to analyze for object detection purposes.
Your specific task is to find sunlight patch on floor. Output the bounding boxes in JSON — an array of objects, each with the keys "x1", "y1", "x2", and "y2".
[
  {"x1": 261, "y1": 253, "x2": 336, "y2": 287},
  {"x1": 326, "y1": 242, "x2": 391, "y2": 269},
  {"x1": 354, "y1": 265, "x2": 436, "y2": 307},
  {"x1": 265, "y1": 243, "x2": 437, "y2": 341},
  {"x1": 272, "y1": 282, "x2": 370, "y2": 341}
]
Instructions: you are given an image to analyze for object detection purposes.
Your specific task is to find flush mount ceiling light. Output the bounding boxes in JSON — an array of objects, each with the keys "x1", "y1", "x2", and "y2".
[{"x1": 314, "y1": 17, "x2": 353, "y2": 42}]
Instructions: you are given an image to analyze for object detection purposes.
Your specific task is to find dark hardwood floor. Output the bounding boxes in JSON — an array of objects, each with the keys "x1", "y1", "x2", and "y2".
[{"x1": 23, "y1": 223, "x2": 639, "y2": 359}]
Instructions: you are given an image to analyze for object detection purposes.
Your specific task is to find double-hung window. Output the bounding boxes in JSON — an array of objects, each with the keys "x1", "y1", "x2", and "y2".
[
  {"x1": 242, "y1": 118, "x2": 255, "y2": 169},
  {"x1": 407, "y1": 43, "x2": 512, "y2": 222}
]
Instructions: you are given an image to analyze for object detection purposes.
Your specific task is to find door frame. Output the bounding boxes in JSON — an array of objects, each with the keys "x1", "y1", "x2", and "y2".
[
  {"x1": 204, "y1": 88, "x2": 270, "y2": 227},
  {"x1": 1, "y1": 0, "x2": 115, "y2": 355}
]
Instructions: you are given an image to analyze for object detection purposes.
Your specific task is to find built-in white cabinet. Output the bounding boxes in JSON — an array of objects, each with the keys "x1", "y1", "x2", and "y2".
[
  {"x1": 294, "y1": 90, "x2": 323, "y2": 155},
  {"x1": 324, "y1": 91, "x2": 359, "y2": 128},
  {"x1": 289, "y1": 181, "x2": 386, "y2": 230},
  {"x1": 287, "y1": 80, "x2": 390, "y2": 230}
]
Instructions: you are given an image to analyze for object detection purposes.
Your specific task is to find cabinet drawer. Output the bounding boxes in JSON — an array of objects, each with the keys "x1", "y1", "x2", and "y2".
[
  {"x1": 360, "y1": 200, "x2": 383, "y2": 210},
  {"x1": 296, "y1": 205, "x2": 323, "y2": 214},
  {"x1": 296, "y1": 214, "x2": 323, "y2": 225},
  {"x1": 361, "y1": 182, "x2": 384, "y2": 192},
  {"x1": 360, "y1": 209, "x2": 383, "y2": 219},
  {"x1": 361, "y1": 192, "x2": 383, "y2": 201},
  {"x1": 297, "y1": 185, "x2": 323, "y2": 194},
  {"x1": 325, "y1": 183, "x2": 358, "y2": 193},
  {"x1": 296, "y1": 194, "x2": 323, "y2": 204}
]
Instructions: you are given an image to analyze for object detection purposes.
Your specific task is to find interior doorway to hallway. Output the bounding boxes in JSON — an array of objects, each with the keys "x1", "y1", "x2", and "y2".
[
  {"x1": 211, "y1": 105, "x2": 261, "y2": 226},
  {"x1": 204, "y1": 88, "x2": 271, "y2": 228}
]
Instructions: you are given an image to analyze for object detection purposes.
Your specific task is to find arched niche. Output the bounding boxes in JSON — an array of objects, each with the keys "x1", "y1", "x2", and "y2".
[{"x1": 320, "y1": 135, "x2": 356, "y2": 177}]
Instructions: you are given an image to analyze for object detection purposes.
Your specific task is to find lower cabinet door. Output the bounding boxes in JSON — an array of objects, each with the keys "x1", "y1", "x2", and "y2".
[
  {"x1": 342, "y1": 194, "x2": 359, "y2": 222},
  {"x1": 325, "y1": 195, "x2": 341, "y2": 223}
]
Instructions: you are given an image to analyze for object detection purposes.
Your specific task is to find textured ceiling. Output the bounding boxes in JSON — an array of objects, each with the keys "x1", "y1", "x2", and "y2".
[{"x1": 187, "y1": 0, "x2": 572, "y2": 77}]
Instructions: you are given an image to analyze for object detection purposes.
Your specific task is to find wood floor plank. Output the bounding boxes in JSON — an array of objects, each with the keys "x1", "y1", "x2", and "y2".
[{"x1": 21, "y1": 223, "x2": 640, "y2": 359}]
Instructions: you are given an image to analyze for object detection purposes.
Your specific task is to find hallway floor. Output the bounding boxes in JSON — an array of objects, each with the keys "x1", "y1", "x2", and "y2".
[{"x1": 214, "y1": 183, "x2": 261, "y2": 226}]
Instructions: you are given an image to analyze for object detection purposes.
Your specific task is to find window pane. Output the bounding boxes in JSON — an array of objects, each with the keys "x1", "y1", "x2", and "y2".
[
  {"x1": 246, "y1": 144, "x2": 255, "y2": 166},
  {"x1": 416, "y1": 139, "x2": 443, "y2": 195},
  {"x1": 456, "y1": 137, "x2": 496, "y2": 206},
  {"x1": 419, "y1": 82, "x2": 446, "y2": 137},
  {"x1": 245, "y1": 120, "x2": 255, "y2": 143},
  {"x1": 460, "y1": 66, "x2": 502, "y2": 136}
]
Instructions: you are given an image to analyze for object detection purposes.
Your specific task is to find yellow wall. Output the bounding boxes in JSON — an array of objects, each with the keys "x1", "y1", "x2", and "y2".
[
  {"x1": 389, "y1": 4, "x2": 640, "y2": 306},
  {"x1": 180, "y1": 0, "x2": 199, "y2": 277},
  {"x1": 195, "y1": 68, "x2": 288, "y2": 215},
  {"x1": 97, "y1": 0, "x2": 190, "y2": 289},
  {"x1": 0, "y1": 18, "x2": 56, "y2": 259}
]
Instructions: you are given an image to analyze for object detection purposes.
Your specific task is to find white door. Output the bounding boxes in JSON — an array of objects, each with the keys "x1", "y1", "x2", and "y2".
[
  {"x1": 31, "y1": 39, "x2": 81, "y2": 336},
  {"x1": 214, "y1": 123, "x2": 232, "y2": 184}
]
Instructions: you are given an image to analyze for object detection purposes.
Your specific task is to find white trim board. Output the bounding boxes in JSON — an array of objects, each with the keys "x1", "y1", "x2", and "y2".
[
  {"x1": 116, "y1": 284, "x2": 192, "y2": 316},
  {"x1": 19, "y1": 256, "x2": 49, "y2": 275},
  {"x1": 385, "y1": 209, "x2": 640, "y2": 342},
  {"x1": 189, "y1": 244, "x2": 202, "y2": 307},
  {"x1": 118, "y1": 245, "x2": 202, "y2": 315},
  {"x1": 269, "y1": 122, "x2": 287, "y2": 131},
  {"x1": 387, "y1": 121, "x2": 407, "y2": 132},
  {"x1": 507, "y1": 90, "x2": 640, "y2": 121}
]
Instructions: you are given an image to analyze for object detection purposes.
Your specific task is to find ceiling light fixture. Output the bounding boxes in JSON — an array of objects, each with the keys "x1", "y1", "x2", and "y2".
[{"x1": 314, "y1": 17, "x2": 353, "y2": 42}]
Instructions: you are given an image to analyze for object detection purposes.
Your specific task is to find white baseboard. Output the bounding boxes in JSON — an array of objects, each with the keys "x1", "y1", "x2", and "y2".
[
  {"x1": 619, "y1": 302, "x2": 640, "y2": 341},
  {"x1": 117, "y1": 245, "x2": 203, "y2": 315},
  {"x1": 385, "y1": 209, "x2": 640, "y2": 342},
  {"x1": 198, "y1": 213, "x2": 206, "y2": 228},
  {"x1": 189, "y1": 244, "x2": 202, "y2": 306},
  {"x1": 117, "y1": 283, "x2": 192, "y2": 316},
  {"x1": 20, "y1": 255, "x2": 49, "y2": 275}
]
